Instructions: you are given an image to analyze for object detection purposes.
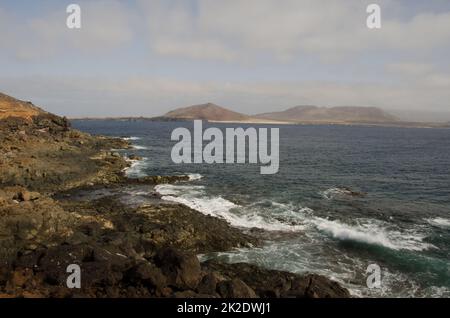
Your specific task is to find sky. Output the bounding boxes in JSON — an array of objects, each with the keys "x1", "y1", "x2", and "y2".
[{"x1": 0, "y1": 0, "x2": 450, "y2": 121}]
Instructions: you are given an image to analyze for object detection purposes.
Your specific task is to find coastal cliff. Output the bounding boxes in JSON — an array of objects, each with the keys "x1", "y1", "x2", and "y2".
[{"x1": 0, "y1": 93, "x2": 349, "y2": 298}]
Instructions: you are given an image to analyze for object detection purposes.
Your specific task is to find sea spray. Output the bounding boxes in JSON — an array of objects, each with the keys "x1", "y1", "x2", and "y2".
[{"x1": 155, "y1": 184, "x2": 306, "y2": 232}]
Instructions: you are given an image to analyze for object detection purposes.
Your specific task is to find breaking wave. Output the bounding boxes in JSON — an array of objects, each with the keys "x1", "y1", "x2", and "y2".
[
  {"x1": 132, "y1": 145, "x2": 148, "y2": 150},
  {"x1": 155, "y1": 182, "x2": 432, "y2": 253},
  {"x1": 311, "y1": 217, "x2": 434, "y2": 251},
  {"x1": 320, "y1": 187, "x2": 365, "y2": 200},
  {"x1": 187, "y1": 173, "x2": 203, "y2": 181},
  {"x1": 123, "y1": 157, "x2": 149, "y2": 178},
  {"x1": 155, "y1": 184, "x2": 306, "y2": 232},
  {"x1": 426, "y1": 217, "x2": 450, "y2": 229},
  {"x1": 122, "y1": 136, "x2": 141, "y2": 141}
]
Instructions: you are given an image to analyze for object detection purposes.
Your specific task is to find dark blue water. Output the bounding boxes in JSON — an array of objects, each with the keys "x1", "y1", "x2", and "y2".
[{"x1": 73, "y1": 120, "x2": 450, "y2": 297}]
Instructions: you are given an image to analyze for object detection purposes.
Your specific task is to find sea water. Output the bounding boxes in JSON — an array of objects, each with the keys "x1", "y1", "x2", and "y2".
[{"x1": 73, "y1": 120, "x2": 450, "y2": 297}]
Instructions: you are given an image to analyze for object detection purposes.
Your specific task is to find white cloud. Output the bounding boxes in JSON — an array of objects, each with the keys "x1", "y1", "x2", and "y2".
[
  {"x1": 386, "y1": 62, "x2": 450, "y2": 90},
  {"x1": 379, "y1": 11, "x2": 450, "y2": 50},
  {"x1": 153, "y1": 38, "x2": 237, "y2": 62},
  {"x1": 3, "y1": 0, "x2": 450, "y2": 62},
  {"x1": 2, "y1": 1, "x2": 134, "y2": 60},
  {"x1": 387, "y1": 62, "x2": 435, "y2": 76},
  {"x1": 423, "y1": 73, "x2": 450, "y2": 88},
  {"x1": 139, "y1": 0, "x2": 450, "y2": 61}
]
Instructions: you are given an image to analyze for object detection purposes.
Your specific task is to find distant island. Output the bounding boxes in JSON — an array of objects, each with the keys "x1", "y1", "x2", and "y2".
[
  {"x1": 255, "y1": 105, "x2": 397, "y2": 124},
  {"x1": 72, "y1": 102, "x2": 450, "y2": 128},
  {"x1": 164, "y1": 103, "x2": 250, "y2": 122}
]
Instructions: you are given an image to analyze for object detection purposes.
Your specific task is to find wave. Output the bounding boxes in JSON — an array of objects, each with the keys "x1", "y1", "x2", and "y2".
[
  {"x1": 188, "y1": 173, "x2": 203, "y2": 181},
  {"x1": 132, "y1": 145, "x2": 148, "y2": 150},
  {"x1": 155, "y1": 184, "x2": 306, "y2": 232},
  {"x1": 156, "y1": 181, "x2": 433, "y2": 252},
  {"x1": 156, "y1": 184, "x2": 204, "y2": 197},
  {"x1": 123, "y1": 157, "x2": 149, "y2": 178},
  {"x1": 311, "y1": 217, "x2": 434, "y2": 251},
  {"x1": 320, "y1": 187, "x2": 365, "y2": 200},
  {"x1": 122, "y1": 136, "x2": 141, "y2": 141},
  {"x1": 426, "y1": 217, "x2": 450, "y2": 229}
]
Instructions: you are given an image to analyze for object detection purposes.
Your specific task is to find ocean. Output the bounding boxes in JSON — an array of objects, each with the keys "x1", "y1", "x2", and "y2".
[{"x1": 73, "y1": 120, "x2": 450, "y2": 297}]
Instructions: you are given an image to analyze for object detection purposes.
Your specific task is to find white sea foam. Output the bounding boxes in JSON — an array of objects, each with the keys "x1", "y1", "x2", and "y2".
[
  {"x1": 132, "y1": 145, "x2": 148, "y2": 150},
  {"x1": 123, "y1": 157, "x2": 149, "y2": 178},
  {"x1": 188, "y1": 173, "x2": 203, "y2": 181},
  {"x1": 155, "y1": 184, "x2": 306, "y2": 232},
  {"x1": 157, "y1": 180, "x2": 434, "y2": 252},
  {"x1": 158, "y1": 180, "x2": 433, "y2": 251},
  {"x1": 426, "y1": 217, "x2": 450, "y2": 229},
  {"x1": 155, "y1": 184, "x2": 205, "y2": 197},
  {"x1": 423, "y1": 286, "x2": 450, "y2": 298},
  {"x1": 311, "y1": 217, "x2": 434, "y2": 251},
  {"x1": 319, "y1": 188, "x2": 348, "y2": 200},
  {"x1": 320, "y1": 187, "x2": 358, "y2": 200},
  {"x1": 122, "y1": 136, "x2": 141, "y2": 141}
]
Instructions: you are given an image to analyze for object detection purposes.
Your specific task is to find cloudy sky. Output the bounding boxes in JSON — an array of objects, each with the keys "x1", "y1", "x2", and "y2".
[{"x1": 1, "y1": 0, "x2": 450, "y2": 121}]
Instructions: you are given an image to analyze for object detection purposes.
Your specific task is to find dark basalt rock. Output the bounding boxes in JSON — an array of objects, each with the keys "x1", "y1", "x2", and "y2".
[
  {"x1": 154, "y1": 248, "x2": 202, "y2": 290},
  {"x1": 127, "y1": 154, "x2": 142, "y2": 161},
  {"x1": 203, "y1": 260, "x2": 351, "y2": 298},
  {"x1": 196, "y1": 272, "x2": 221, "y2": 295},
  {"x1": 125, "y1": 262, "x2": 167, "y2": 291},
  {"x1": 217, "y1": 279, "x2": 258, "y2": 298},
  {"x1": 340, "y1": 187, "x2": 367, "y2": 198}
]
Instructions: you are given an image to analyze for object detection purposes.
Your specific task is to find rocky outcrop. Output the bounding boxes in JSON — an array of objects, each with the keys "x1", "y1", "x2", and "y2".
[
  {"x1": 155, "y1": 248, "x2": 202, "y2": 290},
  {"x1": 204, "y1": 261, "x2": 350, "y2": 298},
  {"x1": 0, "y1": 187, "x2": 78, "y2": 269},
  {"x1": 1, "y1": 243, "x2": 350, "y2": 298},
  {"x1": 0, "y1": 93, "x2": 44, "y2": 121},
  {"x1": 0, "y1": 111, "x2": 130, "y2": 193}
]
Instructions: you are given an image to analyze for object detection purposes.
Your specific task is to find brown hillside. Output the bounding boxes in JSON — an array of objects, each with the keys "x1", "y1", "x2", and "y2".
[
  {"x1": 164, "y1": 103, "x2": 250, "y2": 121},
  {"x1": 0, "y1": 92, "x2": 45, "y2": 121},
  {"x1": 256, "y1": 106, "x2": 398, "y2": 123}
]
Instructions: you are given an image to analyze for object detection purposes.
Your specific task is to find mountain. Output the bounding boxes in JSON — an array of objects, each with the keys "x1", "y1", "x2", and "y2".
[
  {"x1": 163, "y1": 103, "x2": 250, "y2": 122},
  {"x1": 0, "y1": 92, "x2": 46, "y2": 121},
  {"x1": 161, "y1": 103, "x2": 398, "y2": 124},
  {"x1": 256, "y1": 106, "x2": 398, "y2": 123}
]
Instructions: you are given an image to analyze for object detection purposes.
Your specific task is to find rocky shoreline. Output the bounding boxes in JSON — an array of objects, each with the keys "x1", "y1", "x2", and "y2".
[{"x1": 0, "y1": 94, "x2": 350, "y2": 298}]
